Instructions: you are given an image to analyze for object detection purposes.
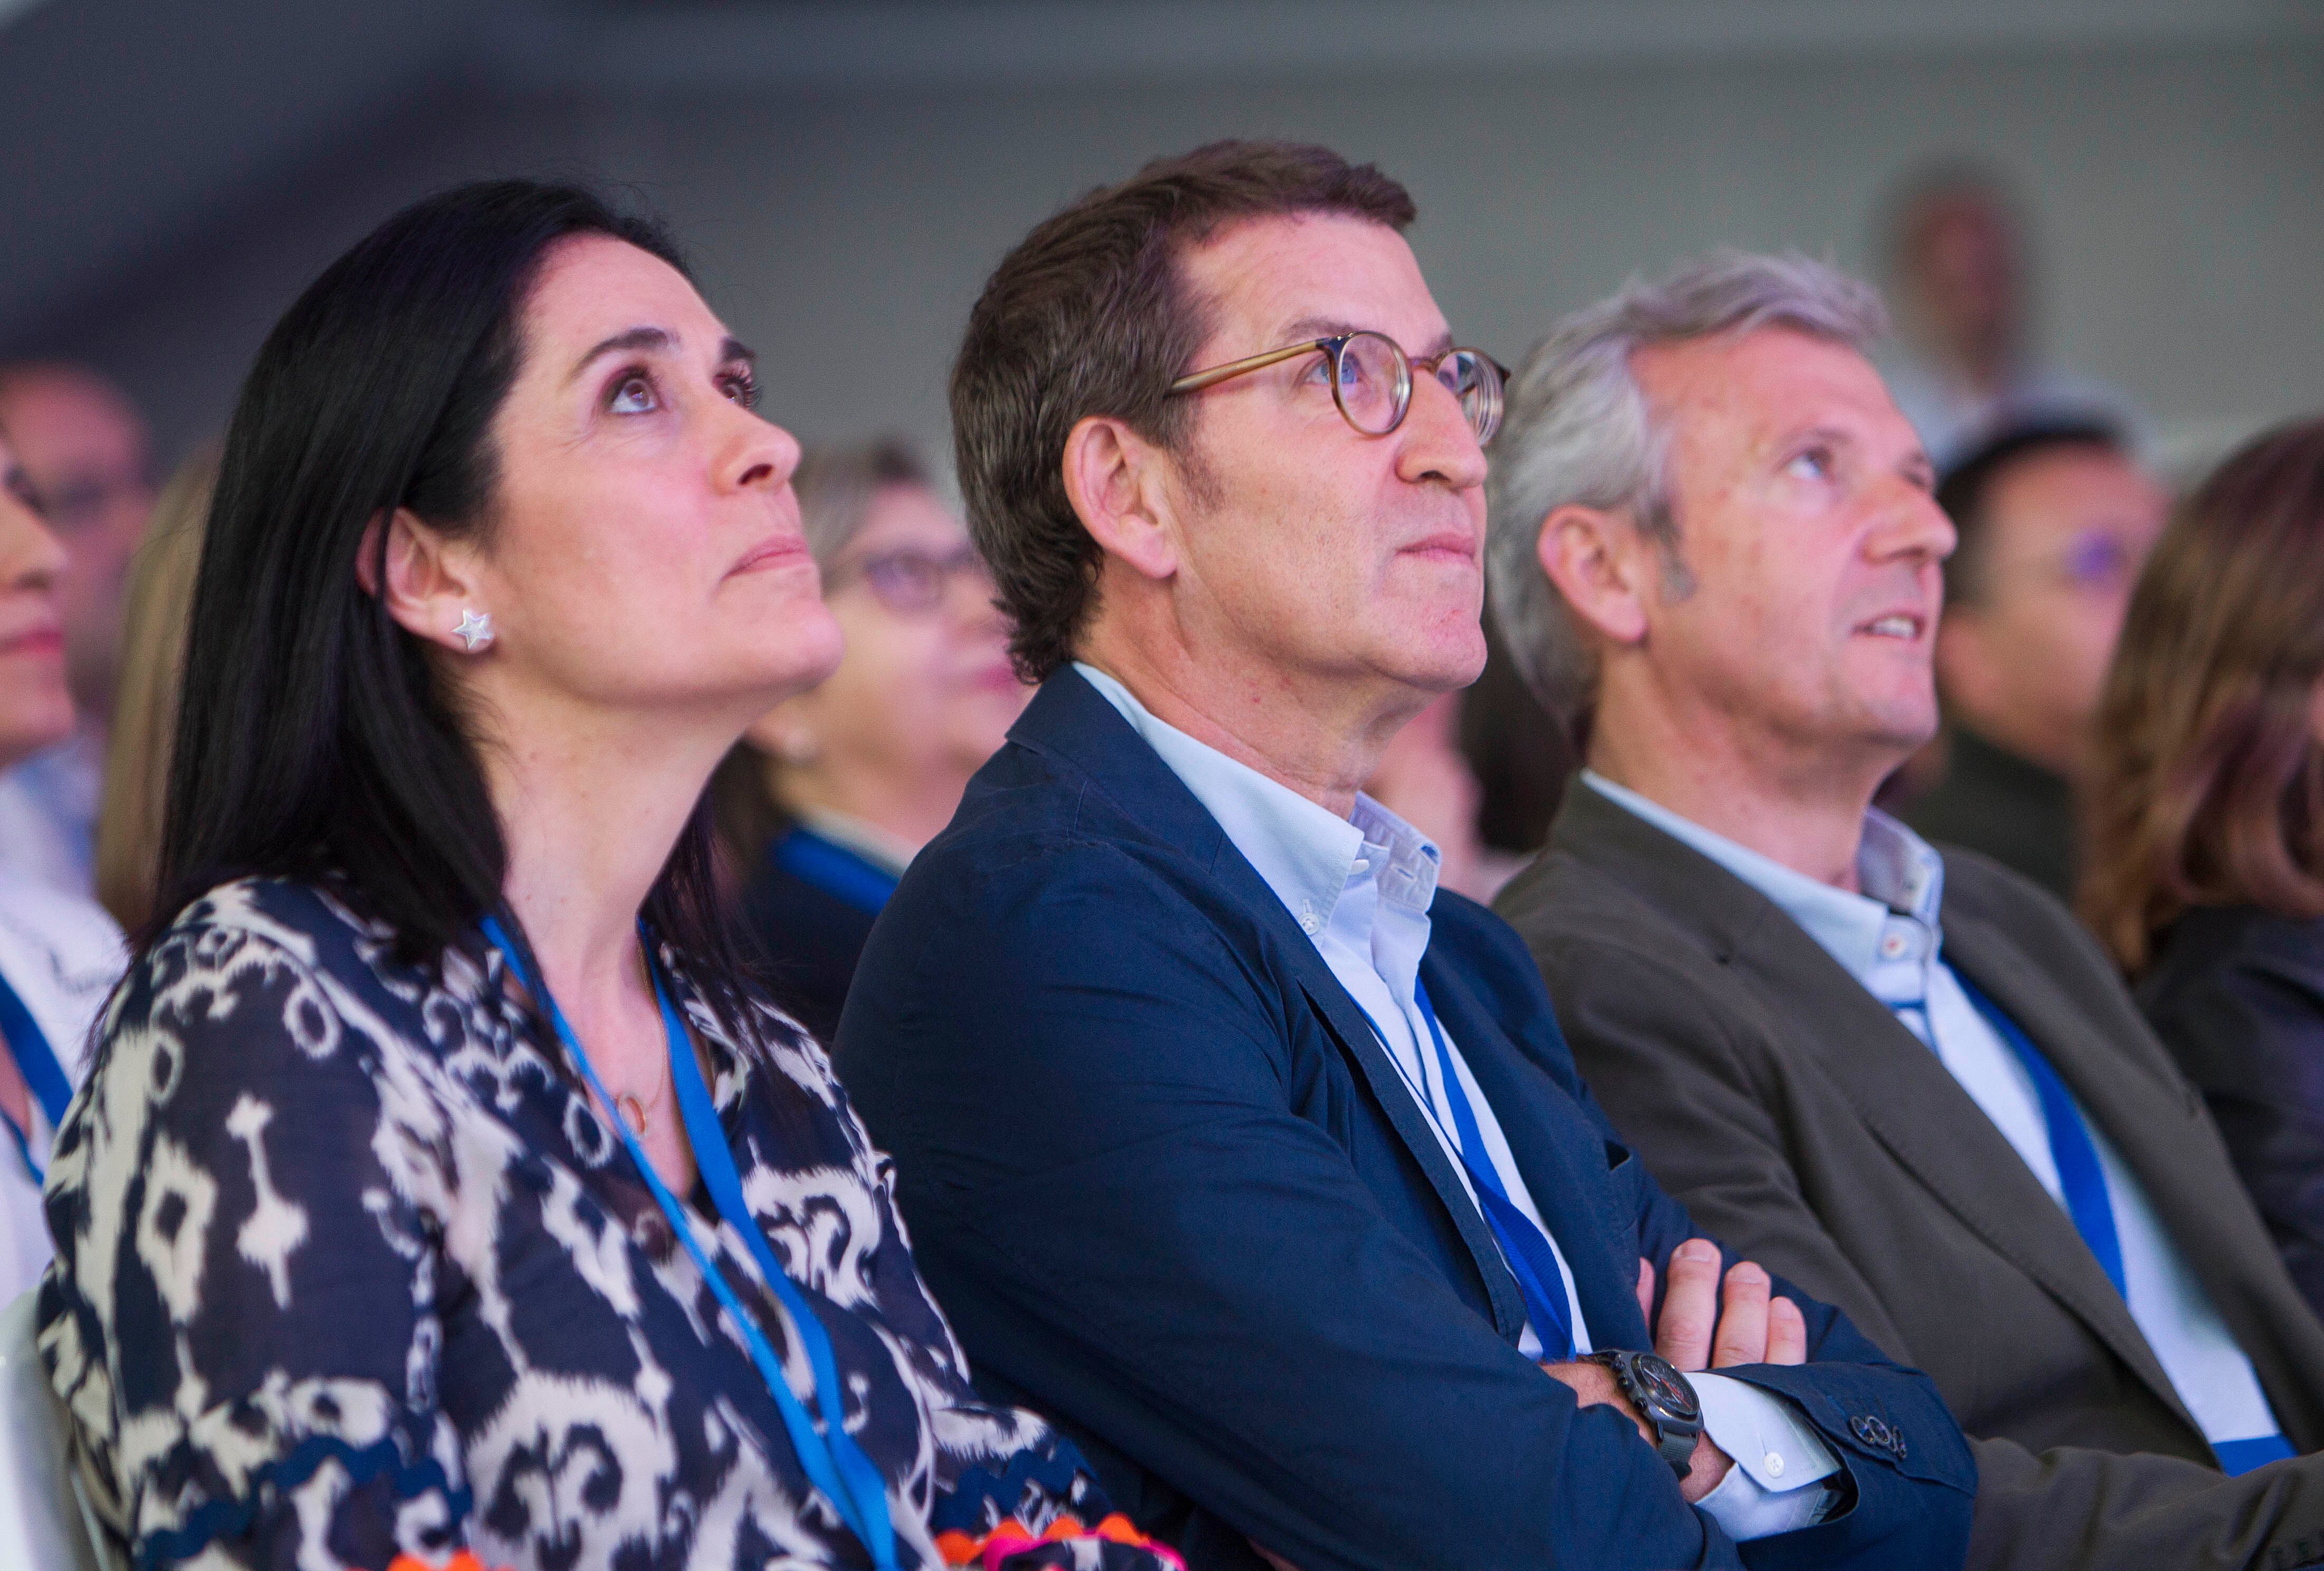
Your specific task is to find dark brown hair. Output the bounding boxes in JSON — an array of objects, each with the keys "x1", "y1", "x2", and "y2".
[
  {"x1": 1935, "y1": 417, "x2": 2125, "y2": 610},
  {"x1": 950, "y1": 139, "x2": 1416, "y2": 682},
  {"x1": 2082, "y1": 418, "x2": 2324, "y2": 971}
]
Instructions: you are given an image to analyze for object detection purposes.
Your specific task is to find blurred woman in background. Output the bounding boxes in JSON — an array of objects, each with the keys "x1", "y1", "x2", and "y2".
[
  {"x1": 92, "y1": 441, "x2": 217, "y2": 933},
  {"x1": 2084, "y1": 417, "x2": 2324, "y2": 1321},
  {"x1": 37, "y1": 181, "x2": 1174, "y2": 1571},
  {"x1": 715, "y1": 439, "x2": 1026, "y2": 1040},
  {"x1": 0, "y1": 425, "x2": 124, "y2": 1304}
]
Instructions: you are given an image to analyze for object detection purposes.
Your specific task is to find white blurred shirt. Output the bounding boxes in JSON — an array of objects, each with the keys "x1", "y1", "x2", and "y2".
[{"x1": 0, "y1": 869, "x2": 125, "y2": 1302}]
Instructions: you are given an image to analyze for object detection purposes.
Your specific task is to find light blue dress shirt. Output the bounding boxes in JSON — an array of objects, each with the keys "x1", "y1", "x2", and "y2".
[
  {"x1": 1077, "y1": 665, "x2": 1838, "y2": 1536},
  {"x1": 1583, "y1": 771, "x2": 2285, "y2": 1456}
]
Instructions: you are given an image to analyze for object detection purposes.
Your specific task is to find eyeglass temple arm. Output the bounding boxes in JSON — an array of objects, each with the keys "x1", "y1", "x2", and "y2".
[{"x1": 1167, "y1": 338, "x2": 1337, "y2": 396}]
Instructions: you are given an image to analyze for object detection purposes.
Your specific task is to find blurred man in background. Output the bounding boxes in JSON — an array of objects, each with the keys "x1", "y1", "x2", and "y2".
[
  {"x1": 1903, "y1": 421, "x2": 2169, "y2": 902},
  {"x1": 1875, "y1": 163, "x2": 2139, "y2": 469},
  {"x1": 0, "y1": 362, "x2": 154, "y2": 895}
]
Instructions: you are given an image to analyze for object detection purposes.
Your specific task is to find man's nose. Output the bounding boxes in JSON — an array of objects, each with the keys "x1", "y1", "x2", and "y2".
[{"x1": 1396, "y1": 373, "x2": 1489, "y2": 493}]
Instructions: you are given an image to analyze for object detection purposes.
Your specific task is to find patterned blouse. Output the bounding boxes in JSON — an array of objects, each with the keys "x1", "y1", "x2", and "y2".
[{"x1": 37, "y1": 879, "x2": 1157, "y2": 1571}]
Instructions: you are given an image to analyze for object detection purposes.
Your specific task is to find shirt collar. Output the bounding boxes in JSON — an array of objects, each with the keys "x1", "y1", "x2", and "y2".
[
  {"x1": 1075, "y1": 661, "x2": 1439, "y2": 935},
  {"x1": 1578, "y1": 770, "x2": 1945, "y2": 983}
]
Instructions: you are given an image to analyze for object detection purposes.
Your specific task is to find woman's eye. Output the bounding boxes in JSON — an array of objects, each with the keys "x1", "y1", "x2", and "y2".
[
  {"x1": 608, "y1": 373, "x2": 659, "y2": 414},
  {"x1": 721, "y1": 371, "x2": 761, "y2": 410}
]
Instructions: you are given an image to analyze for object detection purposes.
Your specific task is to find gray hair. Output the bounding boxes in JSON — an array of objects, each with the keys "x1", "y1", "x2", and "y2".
[
  {"x1": 1484, "y1": 250, "x2": 1888, "y2": 750},
  {"x1": 793, "y1": 437, "x2": 934, "y2": 572}
]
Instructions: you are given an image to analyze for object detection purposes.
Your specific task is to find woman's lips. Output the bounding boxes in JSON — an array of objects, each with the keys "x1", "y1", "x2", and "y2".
[
  {"x1": 729, "y1": 535, "x2": 813, "y2": 576},
  {"x1": 0, "y1": 626, "x2": 63, "y2": 657}
]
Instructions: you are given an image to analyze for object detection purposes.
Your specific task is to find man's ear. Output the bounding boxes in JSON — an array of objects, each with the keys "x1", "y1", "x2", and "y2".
[
  {"x1": 356, "y1": 507, "x2": 486, "y2": 654},
  {"x1": 1060, "y1": 414, "x2": 1179, "y2": 584},
  {"x1": 1536, "y1": 504, "x2": 1650, "y2": 646}
]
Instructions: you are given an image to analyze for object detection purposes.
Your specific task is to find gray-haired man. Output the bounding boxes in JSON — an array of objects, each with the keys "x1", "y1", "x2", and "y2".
[{"x1": 1487, "y1": 250, "x2": 2324, "y2": 1569}]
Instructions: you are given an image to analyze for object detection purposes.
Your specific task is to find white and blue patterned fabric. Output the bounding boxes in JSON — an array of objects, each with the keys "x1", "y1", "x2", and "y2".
[{"x1": 35, "y1": 878, "x2": 1128, "y2": 1571}]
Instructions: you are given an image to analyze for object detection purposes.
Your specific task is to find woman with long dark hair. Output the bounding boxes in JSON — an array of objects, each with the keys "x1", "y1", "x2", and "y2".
[
  {"x1": 36, "y1": 182, "x2": 1177, "y2": 1571},
  {"x1": 2084, "y1": 418, "x2": 2324, "y2": 1321}
]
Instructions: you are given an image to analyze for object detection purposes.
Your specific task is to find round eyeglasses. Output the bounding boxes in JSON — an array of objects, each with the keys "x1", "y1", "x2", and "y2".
[{"x1": 1167, "y1": 330, "x2": 1506, "y2": 444}]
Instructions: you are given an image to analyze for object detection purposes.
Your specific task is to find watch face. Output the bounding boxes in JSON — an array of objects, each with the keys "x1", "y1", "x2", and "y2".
[{"x1": 1632, "y1": 1355, "x2": 1701, "y2": 1423}]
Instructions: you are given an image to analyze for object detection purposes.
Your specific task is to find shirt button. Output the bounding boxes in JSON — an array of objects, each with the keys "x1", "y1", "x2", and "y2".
[
  {"x1": 1764, "y1": 1452, "x2": 1785, "y2": 1478},
  {"x1": 1299, "y1": 915, "x2": 1319, "y2": 934}
]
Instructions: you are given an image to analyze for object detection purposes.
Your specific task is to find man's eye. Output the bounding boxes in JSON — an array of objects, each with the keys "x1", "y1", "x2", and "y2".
[
  {"x1": 609, "y1": 374, "x2": 659, "y2": 414},
  {"x1": 1785, "y1": 449, "x2": 1833, "y2": 482}
]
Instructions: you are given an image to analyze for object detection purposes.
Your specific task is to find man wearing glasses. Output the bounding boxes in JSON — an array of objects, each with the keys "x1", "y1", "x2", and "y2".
[{"x1": 836, "y1": 141, "x2": 1971, "y2": 1571}]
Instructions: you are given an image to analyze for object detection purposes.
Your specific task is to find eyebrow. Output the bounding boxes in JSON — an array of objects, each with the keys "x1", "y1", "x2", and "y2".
[
  {"x1": 566, "y1": 327, "x2": 757, "y2": 385},
  {"x1": 1279, "y1": 316, "x2": 1456, "y2": 360}
]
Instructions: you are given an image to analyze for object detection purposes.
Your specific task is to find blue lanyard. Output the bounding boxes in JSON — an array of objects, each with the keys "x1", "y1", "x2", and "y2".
[
  {"x1": 0, "y1": 965, "x2": 72, "y2": 1184},
  {"x1": 1372, "y1": 978, "x2": 1576, "y2": 1359},
  {"x1": 773, "y1": 828, "x2": 900, "y2": 917},
  {"x1": 479, "y1": 917, "x2": 898, "y2": 1569}
]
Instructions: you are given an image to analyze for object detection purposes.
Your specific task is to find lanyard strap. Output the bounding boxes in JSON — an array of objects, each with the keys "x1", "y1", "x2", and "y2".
[
  {"x1": 0, "y1": 965, "x2": 72, "y2": 1184},
  {"x1": 1945, "y1": 974, "x2": 2127, "y2": 1299},
  {"x1": 1376, "y1": 979, "x2": 1576, "y2": 1359},
  {"x1": 773, "y1": 828, "x2": 900, "y2": 917},
  {"x1": 479, "y1": 917, "x2": 897, "y2": 1569}
]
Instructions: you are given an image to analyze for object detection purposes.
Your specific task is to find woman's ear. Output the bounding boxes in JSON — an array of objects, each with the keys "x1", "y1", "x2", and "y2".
[
  {"x1": 1537, "y1": 504, "x2": 1651, "y2": 647},
  {"x1": 359, "y1": 507, "x2": 487, "y2": 654},
  {"x1": 1061, "y1": 415, "x2": 1179, "y2": 584}
]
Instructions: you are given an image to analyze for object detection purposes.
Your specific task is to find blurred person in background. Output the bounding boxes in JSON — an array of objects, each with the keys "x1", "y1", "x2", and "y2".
[
  {"x1": 1491, "y1": 252, "x2": 2324, "y2": 1570},
  {"x1": 0, "y1": 362, "x2": 155, "y2": 896},
  {"x1": 1874, "y1": 163, "x2": 2139, "y2": 470},
  {"x1": 2085, "y1": 419, "x2": 2324, "y2": 1326},
  {"x1": 0, "y1": 423, "x2": 124, "y2": 1303},
  {"x1": 37, "y1": 180, "x2": 1178, "y2": 1571},
  {"x1": 92, "y1": 443, "x2": 218, "y2": 934},
  {"x1": 1363, "y1": 690, "x2": 1523, "y2": 902},
  {"x1": 1901, "y1": 420, "x2": 2168, "y2": 902},
  {"x1": 714, "y1": 439, "x2": 1026, "y2": 1042}
]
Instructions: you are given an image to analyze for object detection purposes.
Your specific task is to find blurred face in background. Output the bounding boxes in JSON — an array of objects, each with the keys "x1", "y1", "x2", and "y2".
[
  {"x1": 1623, "y1": 327, "x2": 1951, "y2": 776},
  {"x1": 0, "y1": 432, "x2": 75, "y2": 769},
  {"x1": 1935, "y1": 443, "x2": 2169, "y2": 775},
  {"x1": 0, "y1": 365, "x2": 154, "y2": 722},
  {"x1": 749, "y1": 484, "x2": 1025, "y2": 828},
  {"x1": 1899, "y1": 189, "x2": 2022, "y2": 366}
]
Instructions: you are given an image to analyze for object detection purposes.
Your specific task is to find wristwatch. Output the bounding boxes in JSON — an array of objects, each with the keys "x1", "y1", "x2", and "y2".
[{"x1": 1581, "y1": 1350, "x2": 1703, "y2": 1479}]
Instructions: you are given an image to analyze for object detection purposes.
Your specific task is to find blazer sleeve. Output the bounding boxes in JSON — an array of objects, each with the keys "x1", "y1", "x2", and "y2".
[
  {"x1": 1520, "y1": 927, "x2": 1914, "y2": 1358},
  {"x1": 1433, "y1": 898, "x2": 1978, "y2": 1566}
]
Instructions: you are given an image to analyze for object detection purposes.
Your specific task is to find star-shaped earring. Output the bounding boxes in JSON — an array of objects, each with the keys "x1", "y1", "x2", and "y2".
[{"x1": 454, "y1": 609, "x2": 494, "y2": 652}]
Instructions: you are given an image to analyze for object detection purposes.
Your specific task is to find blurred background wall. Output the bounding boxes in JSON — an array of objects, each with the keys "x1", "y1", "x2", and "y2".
[{"x1": 5, "y1": 0, "x2": 2321, "y2": 479}]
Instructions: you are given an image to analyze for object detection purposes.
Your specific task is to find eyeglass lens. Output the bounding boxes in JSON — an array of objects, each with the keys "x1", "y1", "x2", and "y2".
[
  {"x1": 855, "y1": 547, "x2": 988, "y2": 614},
  {"x1": 1330, "y1": 334, "x2": 1501, "y2": 443}
]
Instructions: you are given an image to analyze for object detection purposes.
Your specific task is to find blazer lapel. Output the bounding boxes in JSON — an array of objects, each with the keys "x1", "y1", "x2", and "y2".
[
  {"x1": 1423, "y1": 953, "x2": 1651, "y2": 1350},
  {"x1": 1940, "y1": 919, "x2": 2205, "y2": 1430},
  {"x1": 1558, "y1": 787, "x2": 2186, "y2": 1414},
  {"x1": 1016, "y1": 670, "x2": 1528, "y2": 1343}
]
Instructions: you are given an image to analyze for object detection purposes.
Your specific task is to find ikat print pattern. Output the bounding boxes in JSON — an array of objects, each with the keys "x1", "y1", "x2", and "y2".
[{"x1": 36, "y1": 879, "x2": 1114, "y2": 1571}]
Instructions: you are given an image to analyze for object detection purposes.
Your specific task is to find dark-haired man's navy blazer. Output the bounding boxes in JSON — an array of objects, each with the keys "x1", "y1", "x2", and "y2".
[{"x1": 835, "y1": 669, "x2": 1974, "y2": 1571}]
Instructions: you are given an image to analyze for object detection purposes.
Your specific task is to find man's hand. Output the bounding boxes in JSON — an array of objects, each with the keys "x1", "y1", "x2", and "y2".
[
  {"x1": 1641, "y1": 1237, "x2": 1808, "y2": 1370},
  {"x1": 1543, "y1": 1239, "x2": 1807, "y2": 1503}
]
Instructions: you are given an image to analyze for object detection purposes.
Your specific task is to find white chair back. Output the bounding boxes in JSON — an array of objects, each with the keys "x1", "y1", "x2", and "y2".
[{"x1": 0, "y1": 1288, "x2": 110, "y2": 1571}]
